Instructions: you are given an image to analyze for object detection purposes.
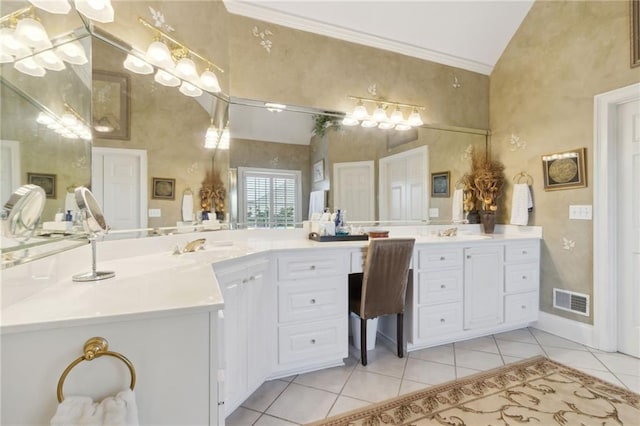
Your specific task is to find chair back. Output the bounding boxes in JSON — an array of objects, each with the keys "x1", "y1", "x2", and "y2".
[{"x1": 360, "y1": 238, "x2": 415, "y2": 319}]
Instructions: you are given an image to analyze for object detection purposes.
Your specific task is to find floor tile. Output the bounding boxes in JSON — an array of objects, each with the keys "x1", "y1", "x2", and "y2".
[
  {"x1": 493, "y1": 328, "x2": 537, "y2": 344},
  {"x1": 502, "y1": 355, "x2": 525, "y2": 364},
  {"x1": 454, "y1": 348, "x2": 504, "y2": 371},
  {"x1": 293, "y1": 357, "x2": 357, "y2": 393},
  {"x1": 327, "y1": 395, "x2": 371, "y2": 417},
  {"x1": 616, "y1": 373, "x2": 640, "y2": 393},
  {"x1": 577, "y1": 368, "x2": 627, "y2": 388},
  {"x1": 545, "y1": 347, "x2": 609, "y2": 371},
  {"x1": 531, "y1": 329, "x2": 589, "y2": 351},
  {"x1": 226, "y1": 407, "x2": 261, "y2": 426},
  {"x1": 355, "y1": 347, "x2": 407, "y2": 378},
  {"x1": 454, "y1": 336, "x2": 499, "y2": 354},
  {"x1": 496, "y1": 339, "x2": 545, "y2": 359},
  {"x1": 254, "y1": 414, "x2": 300, "y2": 426},
  {"x1": 266, "y1": 383, "x2": 337, "y2": 424},
  {"x1": 456, "y1": 366, "x2": 481, "y2": 379},
  {"x1": 592, "y1": 351, "x2": 640, "y2": 376},
  {"x1": 341, "y1": 370, "x2": 401, "y2": 402},
  {"x1": 404, "y1": 358, "x2": 457, "y2": 385},
  {"x1": 399, "y1": 379, "x2": 430, "y2": 395},
  {"x1": 277, "y1": 375, "x2": 298, "y2": 383},
  {"x1": 241, "y1": 380, "x2": 289, "y2": 412},
  {"x1": 409, "y1": 344, "x2": 455, "y2": 364}
]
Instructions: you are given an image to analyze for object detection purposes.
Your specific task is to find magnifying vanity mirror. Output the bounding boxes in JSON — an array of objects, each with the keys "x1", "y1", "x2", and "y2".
[{"x1": 1, "y1": 184, "x2": 46, "y2": 242}]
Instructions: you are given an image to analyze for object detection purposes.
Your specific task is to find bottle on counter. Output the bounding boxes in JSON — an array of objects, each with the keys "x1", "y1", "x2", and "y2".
[{"x1": 65, "y1": 210, "x2": 73, "y2": 221}]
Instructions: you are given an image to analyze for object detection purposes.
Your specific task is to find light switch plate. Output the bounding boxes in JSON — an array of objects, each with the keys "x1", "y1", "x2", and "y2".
[
  {"x1": 569, "y1": 205, "x2": 592, "y2": 220},
  {"x1": 429, "y1": 208, "x2": 439, "y2": 218},
  {"x1": 148, "y1": 208, "x2": 161, "y2": 218}
]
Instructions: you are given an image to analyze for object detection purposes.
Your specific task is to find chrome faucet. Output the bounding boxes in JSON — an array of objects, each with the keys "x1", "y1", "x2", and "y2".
[
  {"x1": 438, "y1": 227, "x2": 458, "y2": 237},
  {"x1": 173, "y1": 238, "x2": 207, "y2": 255}
]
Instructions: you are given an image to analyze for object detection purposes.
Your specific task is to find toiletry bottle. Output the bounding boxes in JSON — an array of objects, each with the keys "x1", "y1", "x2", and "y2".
[
  {"x1": 334, "y1": 209, "x2": 341, "y2": 228},
  {"x1": 65, "y1": 210, "x2": 72, "y2": 221}
]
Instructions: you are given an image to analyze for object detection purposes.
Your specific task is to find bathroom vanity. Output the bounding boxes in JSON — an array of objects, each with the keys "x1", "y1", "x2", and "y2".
[{"x1": 0, "y1": 225, "x2": 541, "y2": 425}]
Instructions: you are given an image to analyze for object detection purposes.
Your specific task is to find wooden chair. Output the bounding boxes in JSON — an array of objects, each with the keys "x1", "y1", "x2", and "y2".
[{"x1": 349, "y1": 238, "x2": 415, "y2": 366}]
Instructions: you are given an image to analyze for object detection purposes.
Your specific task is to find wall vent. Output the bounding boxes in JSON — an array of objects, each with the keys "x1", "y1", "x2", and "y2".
[{"x1": 553, "y1": 288, "x2": 589, "y2": 316}]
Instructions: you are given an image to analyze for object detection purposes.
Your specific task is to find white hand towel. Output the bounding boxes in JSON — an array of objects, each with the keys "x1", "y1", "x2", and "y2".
[
  {"x1": 510, "y1": 183, "x2": 533, "y2": 226},
  {"x1": 182, "y1": 193, "x2": 194, "y2": 222},
  {"x1": 308, "y1": 190, "x2": 326, "y2": 220},
  {"x1": 51, "y1": 389, "x2": 139, "y2": 426},
  {"x1": 451, "y1": 188, "x2": 464, "y2": 223}
]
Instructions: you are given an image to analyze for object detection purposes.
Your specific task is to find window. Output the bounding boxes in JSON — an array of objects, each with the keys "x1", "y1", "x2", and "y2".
[{"x1": 238, "y1": 167, "x2": 302, "y2": 228}]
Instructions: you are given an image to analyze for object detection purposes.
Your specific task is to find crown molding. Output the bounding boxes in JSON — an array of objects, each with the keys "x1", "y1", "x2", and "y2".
[{"x1": 223, "y1": 1, "x2": 493, "y2": 75}]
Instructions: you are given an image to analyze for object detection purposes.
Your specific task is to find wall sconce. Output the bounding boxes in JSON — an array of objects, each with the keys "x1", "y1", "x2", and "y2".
[
  {"x1": 345, "y1": 96, "x2": 426, "y2": 131},
  {"x1": 123, "y1": 17, "x2": 224, "y2": 98}
]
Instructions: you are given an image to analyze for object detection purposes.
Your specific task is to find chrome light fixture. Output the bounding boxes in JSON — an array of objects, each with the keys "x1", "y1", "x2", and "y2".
[
  {"x1": 74, "y1": 0, "x2": 114, "y2": 23},
  {"x1": 123, "y1": 52, "x2": 153, "y2": 75}
]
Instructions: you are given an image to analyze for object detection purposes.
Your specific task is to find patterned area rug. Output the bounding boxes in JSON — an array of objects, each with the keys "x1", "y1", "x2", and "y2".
[{"x1": 308, "y1": 356, "x2": 640, "y2": 426}]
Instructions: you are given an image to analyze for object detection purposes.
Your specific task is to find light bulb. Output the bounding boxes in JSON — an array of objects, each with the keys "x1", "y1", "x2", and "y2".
[
  {"x1": 47, "y1": 121, "x2": 63, "y2": 130},
  {"x1": 74, "y1": 0, "x2": 115, "y2": 23},
  {"x1": 217, "y1": 127, "x2": 230, "y2": 150},
  {"x1": 342, "y1": 116, "x2": 359, "y2": 126},
  {"x1": 28, "y1": 0, "x2": 71, "y2": 14},
  {"x1": 55, "y1": 40, "x2": 88, "y2": 65},
  {"x1": 15, "y1": 18, "x2": 52, "y2": 50},
  {"x1": 372, "y1": 104, "x2": 387, "y2": 122},
  {"x1": 0, "y1": 52, "x2": 13, "y2": 63},
  {"x1": 352, "y1": 101, "x2": 368, "y2": 120},
  {"x1": 408, "y1": 109, "x2": 423, "y2": 127},
  {"x1": 390, "y1": 107, "x2": 404, "y2": 123},
  {"x1": 378, "y1": 122, "x2": 395, "y2": 130},
  {"x1": 123, "y1": 53, "x2": 153, "y2": 75},
  {"x1": 34, "y1": 50, "x2": 66, "y2": 71},
  {"x1": 14, "y1": 57, "x2": 46, "y2": 77},
  {"x1": 61, "y1": 113, "x2": 78, "y2": 126},
  {"x1": 360, "y1": 120, "x2": 378, "y2": 128},
  {"x1": 0, "y1": 28, "x2": 28, "y2": 57},
  {"x1": 175, "y1": 57, "x2": 198, "y2": 83},
  {"x1": 395, "y1": 123, "x2": 412, "y2": 131},
  {"x1": 179, "y1": 81, "x2": 203, "y2": 97},
  {"x1": 145, "y1": 41, "x2": 174, "y2": 69},
  {"x1": 36, "y1": 112, "x2": 55, "y2": 125},
  {"x1": 154, "y1": 69, "x2": 180, "y2": 87},
  {"x1": 199, "y1": 70, "x2": 221, "y2": 93}
]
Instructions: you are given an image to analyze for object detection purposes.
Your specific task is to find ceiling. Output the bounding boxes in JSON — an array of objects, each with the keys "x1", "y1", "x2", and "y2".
[{"x1": 223, "y1": 0, "x2": 535, "y2": 75}]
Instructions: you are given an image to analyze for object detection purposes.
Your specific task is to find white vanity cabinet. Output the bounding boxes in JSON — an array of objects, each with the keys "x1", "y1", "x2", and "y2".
[
  {"x1": 273, "y1": 250, "x2": 349, "y2": 377},
  {"x1": 214, "y1": 257, "x2": 272, "y2": 416},
  {"x1": 463, "y1": 245, "x2": 505, "y2": 330},
  {"x1": 503, "y1": 241, "x2": 540, "y2": 324}
]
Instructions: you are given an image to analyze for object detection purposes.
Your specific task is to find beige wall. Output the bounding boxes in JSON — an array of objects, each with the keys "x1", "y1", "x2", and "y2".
[{"x1": 489, "y1": 0, "x2": 639, "y2": 323}]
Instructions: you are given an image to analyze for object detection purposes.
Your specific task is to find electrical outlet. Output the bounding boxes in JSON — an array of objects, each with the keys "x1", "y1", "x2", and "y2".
[
  {"x1": 569, "y1": 205, "x2": 592, "y2": 220},
  {"x1": 429, "y1": 208, "x2": 439, "y2": 218},
  {"x1": 148, "y1": 208, "x2": 161, "y2": 218}
]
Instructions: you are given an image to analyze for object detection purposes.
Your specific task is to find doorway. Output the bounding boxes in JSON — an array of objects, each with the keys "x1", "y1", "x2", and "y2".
[
  {"x1": 333, "y1": 161, "x2": 375, "y2": 222},
  {"x1": 593, "y1": 82, "x2": 640, "y2": 356}
]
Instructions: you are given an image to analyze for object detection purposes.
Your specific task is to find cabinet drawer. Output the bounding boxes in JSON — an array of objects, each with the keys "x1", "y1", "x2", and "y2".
[
  {"x1": 505, "y1": 263, "x2": 539, "y2": 293},
  {"x1": 417, "y1": 269, "x2": 463, "y2": 305},
  {"x1": 416, "y1": 302, "x2": 463, "y2": 340},
  {"x1": 278, "y1": 254, "x2": 344, "y2": 280},
  {"x1": 278, "y1": 318, "x2": 347, "y2": 364},
  {"x1": 278, "y1": 279, "x2": 346, "y2": 323},
  {"x1": 417, "y1": 248, "x2": 462, "y2": 270},
  {"x1": 504, "y1": 292, "x2": 538, "y2": 323},
  {"x1": 505, "y1": 242, "x2": 539, "y2": 263}
]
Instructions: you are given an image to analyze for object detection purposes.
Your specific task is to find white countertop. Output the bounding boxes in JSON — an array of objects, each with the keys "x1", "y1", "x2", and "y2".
[{"x1": 0, "y1": 225, "x2": 541, "y2": 334}]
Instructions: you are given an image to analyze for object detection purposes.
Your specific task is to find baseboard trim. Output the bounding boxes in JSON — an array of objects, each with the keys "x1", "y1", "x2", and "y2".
[{"x1": 533, "y1": 311, "x2": 596, "y2": 348}]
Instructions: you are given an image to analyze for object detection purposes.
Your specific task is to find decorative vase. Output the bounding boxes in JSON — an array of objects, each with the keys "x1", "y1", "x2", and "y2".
[
  {"x1": 467, "y1": 210, "x2": 480, "y2": 224},
  {"x1": 480, "y1": 211, "x2": 496, "y2": 234}
]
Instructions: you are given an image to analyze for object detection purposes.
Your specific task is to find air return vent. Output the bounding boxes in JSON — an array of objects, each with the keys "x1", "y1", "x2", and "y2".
[{"x1": 553, "y1": 288, "x2": 589, "y2": 316}]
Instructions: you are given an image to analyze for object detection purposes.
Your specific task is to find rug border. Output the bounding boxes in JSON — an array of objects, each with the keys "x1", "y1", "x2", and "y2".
[{"x1": 306, "y1": 355, "x2": 639, "y2": 426}]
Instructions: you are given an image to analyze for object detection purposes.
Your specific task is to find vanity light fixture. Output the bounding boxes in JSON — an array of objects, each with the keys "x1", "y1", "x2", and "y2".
[
  {"x1": 123, "y1": 52, "x2": 153, "y2": 75},
  {"x1": 14, "y1": 56, "x2": 46, "y2": 77},
  {"x1": 200, "y1": 69, "x2": 221, "y2": 93},
  {"x1": 204, "y1": 119, "x2": 219, "y2": 149},
  {"x1": 217, "y1": 125, "x2": 230, "y2": 150},
  {"x1": 35, "y1": 49, "x2": 66, "y2": 71},
  {"x1": 390, "y1": 106, "x2": 404, "y2": 123},
  {"x1": 0, "y1": 27, "x2": 28, "y2": 57},
  {"x1": 174, "y1": 56, "x2": 199, "y2": 83},
  {"x1": 27, "y1": 0, "x2": 71, "y2": 15},
  {"x1": 14, "y1": 17, "x2": 51, "y2": 50},
  {"x1": 73, "y1": 0, "x2": 115, "y2": 24},
  {"x1": 93, "y1": 116, "x2": 114, "y2": 133},
  {"x1": 36, "y1": 104, "x2": 92, "y2": 140},
  {"x1": 145, "y1": 39, "x2": 174, "y2": 69},
  {"x1": 372, "y1": 104, "x2": 388, "y2": 122},
  {"x1": 0, "y1": 52, "x2": 13, "y2": 63},
  {"x1": 361, "y1": 120, "x2": 378, "y2": 128},
  {"x1": 352, "y1": 100, "x2": 368, "y2": 120},
  {"x1": 407, "y1": 108, "x2": 424, "y2": 127},
  {"x1": 377, "y1": 122, "x2": 395, "y2": 130},
  {"x1": 55, "y1": 39, "x2": 88, "y2": 65},
  {"x1": 347, "y1": 95, "x2": 426, "y2": 131},
  {"x1": 179, "y1": 81, "x2": 203, "y2": 97},
  {"x1": 342, "y1": 116, "x2": 359, "y2": 126},
  {"x1": 154, "y1": 69, "x2": 180, "y2": 87},
  {"x1": 395, "y1": 123, "x2": 412, "y2": 131}
]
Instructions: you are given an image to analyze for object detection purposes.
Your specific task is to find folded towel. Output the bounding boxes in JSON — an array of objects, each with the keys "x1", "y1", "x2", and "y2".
[
  {"x1": 182, "y1": 193, "x2": 194, "y2": 222},
  {"x1": 50, "y1": 389, "x2": 139, "y2": 426},
  {"x1": 451, "y1": 188, "x2": 464, "y2": 223},
  {"x1": 308, "y1": 190, "x2": 326, "y2": 220},
  {"x1": 510, "y1": 183, "x2": 533, "y2": 226}
]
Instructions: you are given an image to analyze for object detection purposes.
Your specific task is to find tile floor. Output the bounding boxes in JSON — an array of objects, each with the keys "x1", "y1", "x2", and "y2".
[{"x1": 227, "y1": 327, "x2": 640, "y2": 426}]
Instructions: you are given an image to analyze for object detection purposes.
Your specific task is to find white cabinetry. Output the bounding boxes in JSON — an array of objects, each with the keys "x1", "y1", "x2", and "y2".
[
  {"x1": 463, "y1": 245, "x2": 504, "y2": 330},
  {"x1": 503, "y1": 241, "x2": 540, "y2": 324},
  {"x1": 215, "y1": 258, "x2": 272, "y2": 416},
  {"x1": 274, "y1": 250, "x2": 349, "y2": 376}
]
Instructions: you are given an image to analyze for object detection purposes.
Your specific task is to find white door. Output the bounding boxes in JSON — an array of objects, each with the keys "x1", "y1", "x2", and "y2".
[
  {"x1": 92, "y1": 148, "x2": 147, "y2": 230},
  {"x1": 1, "y1": 140, "x2": 20, "y2": 205},
  {"x1": 379, "y1": 146, "x2": 429, "y2": 222},
  {"x1": 333, "y1": 161, "x2": 375, "y2": 221},
  {"x1": 463, "y1": 246, "x2": 504, "y2": 330},
  {"x1": 616, "y1": 99, "x2": 640, "y2": 357}
]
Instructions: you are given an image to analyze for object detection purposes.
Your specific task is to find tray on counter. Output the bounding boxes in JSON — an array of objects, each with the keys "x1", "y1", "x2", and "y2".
[{"x1": 308, "y1": 232, "x2": 369, "y2": 242}]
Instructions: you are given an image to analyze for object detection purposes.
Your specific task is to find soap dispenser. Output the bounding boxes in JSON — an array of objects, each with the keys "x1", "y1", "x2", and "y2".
[{"x1": 65, "y1": 210, "x2": 73, "y2": 221}]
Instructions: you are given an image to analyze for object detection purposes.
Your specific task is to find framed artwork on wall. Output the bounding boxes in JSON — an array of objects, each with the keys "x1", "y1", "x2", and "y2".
[
  {"x1": 431, "y1": 171, "x2": 450, "y2": 198},
  {"x1": 152, "y1": 177, "x2": 175, "y2": 200},
  {"x1": 542, "y1": 148, "x2": 587, "y2": 191},
  {"x1": 27, "y1": 173, "x2": 56, "y2": 198},
  {"x1": 313, "y1": 159, "x2": 324, "y2": 182},
  {"x1": 92, "y1": 70, "x2": 130, "y2": 140},
  {"x1": 632, "y1": 0, "x2": 639, "y2": 67}
]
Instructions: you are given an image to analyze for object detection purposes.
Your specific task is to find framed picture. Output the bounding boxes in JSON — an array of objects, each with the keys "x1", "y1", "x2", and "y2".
[
  {"x1": 28, "y1": 173, "x2": 56, "y2": 198},
  {"x1": 431, "y1": 171, "x2": 450, "y2": 198},
  {"x1": 632, "y1": 0, "x2": 639, "y2": 67},
  {"x1": 313, "y1": 159, "x2": 324, "y2": 182},
  {"x1": 542, "y1": 148, "x2": 587, "y2": 191},
  {"x1": 152, "y1": 177, "x2": 175, "y2": 200},
  {"x1": 92, "y1": 70, "x2": 130, "y2": 140}
]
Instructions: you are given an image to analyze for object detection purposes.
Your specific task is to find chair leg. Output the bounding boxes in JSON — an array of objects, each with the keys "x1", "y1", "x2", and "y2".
[
  {"x1": 397, "y1": 313, "x2": 403, "y2": 358},
  {"x1": 361, "y1": 317, "x2": 367, "y2": 366}
]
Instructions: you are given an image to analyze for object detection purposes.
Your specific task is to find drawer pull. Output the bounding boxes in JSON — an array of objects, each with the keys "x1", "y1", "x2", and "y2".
[
  {"x1": 521, "y1": 305, "x2": 527, "y2": 309},
  {"x1": 310, "y1": 298, "x2": 316, "y2": 304},
  {"x1": 440, "y1": 318, "x2": 445, "y2": 323},
  {"x1": 310, "y1": 339, "x2": 316, "y2": 344},
  {"x1": 522, "y1": 250, "x2": 528, "y2": 255},
  {"x1": 310, "y1": 265, "x2": 316, "y2": 270},
  {"x1": 440, "y1": 284, "x2": 446, "y2": 289},
  {"x1": 249, "y1": 275, "x2": 255, "y2": 281},
  {"x1": 522, "y1": 275, "x2": 527, "y2": 280},
  {"x1": 242, "y1": 278, "x2": 248, "y2": 284},
  {"x1": 440, "y1": 256, "x2": 445, "y2": 261},
  {"x1": 466, "y1": 255, "x2": 471, "y2": 259}
]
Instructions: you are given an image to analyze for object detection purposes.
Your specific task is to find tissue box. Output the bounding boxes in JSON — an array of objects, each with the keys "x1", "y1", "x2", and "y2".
[
  {"x1": 310, "y1": 221, "x2": 336, "y2": 236},
  {"x1": 42, "y1": 221, "x2": 73, "y2": 232}
]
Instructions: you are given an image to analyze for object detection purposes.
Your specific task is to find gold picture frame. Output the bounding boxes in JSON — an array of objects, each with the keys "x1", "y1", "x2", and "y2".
[
  {"x1": 92, "y1": 70, "x2": 130, "y2": 140},
  {"x1": 542, "y1": 148, "x2": 587, "y2": 191},
  {"x1": 632, "y1": 0, "x2": 640, "y2": 67},
  {"x1": 27, "y1": 173, "x2": 56, "y2": 198},
  {"x1": 152, "y1": 177, "x2": 176, "y2": 200},
  {"x1": 431, "y1": 171, "x2": 450, "y2": 198}
]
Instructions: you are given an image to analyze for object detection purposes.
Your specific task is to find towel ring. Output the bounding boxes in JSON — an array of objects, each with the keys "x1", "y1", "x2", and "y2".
[
  {"x1": 513, "y1": 172, "x2": 533, "y2": 185},
  {"x1": 57, "y1": 337, "x2": 136, "y2": 403}
]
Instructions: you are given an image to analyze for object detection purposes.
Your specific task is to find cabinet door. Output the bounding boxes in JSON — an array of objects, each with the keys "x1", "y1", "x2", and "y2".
[
  {"x1": 463, "y1": 246, "x2": 504, "y2": 330},
  {"x1": 246, "y1": 262, "x2": 272, "y2": 392}
]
